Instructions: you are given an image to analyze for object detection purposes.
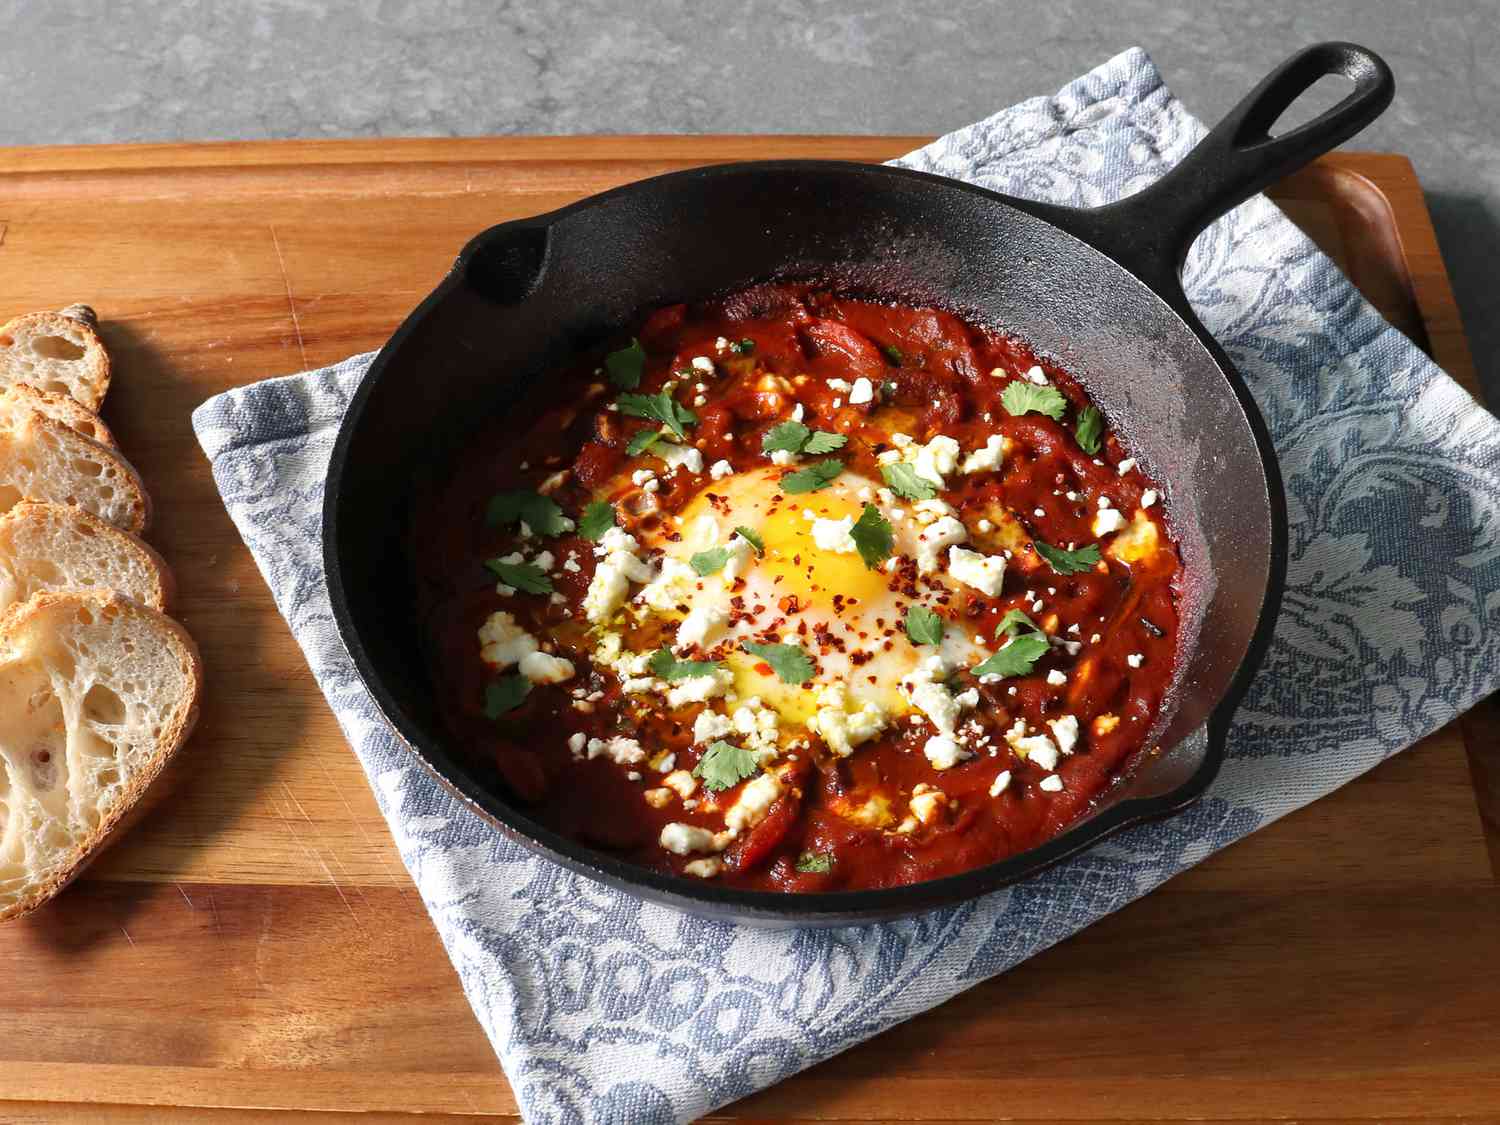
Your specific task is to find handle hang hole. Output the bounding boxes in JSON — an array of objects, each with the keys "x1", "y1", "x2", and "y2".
[
  {"x1": 1265, "y1": 73, "x2": 1356, "y2": 137},
  {"x1": 465, "y1": 225, "x2": 550, "y2": 305}
]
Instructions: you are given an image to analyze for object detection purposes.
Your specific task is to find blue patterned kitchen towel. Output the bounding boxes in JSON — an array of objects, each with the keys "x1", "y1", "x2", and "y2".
[{"x1": 192, "y1": 48, "x2": 1500, "y2": 1125}]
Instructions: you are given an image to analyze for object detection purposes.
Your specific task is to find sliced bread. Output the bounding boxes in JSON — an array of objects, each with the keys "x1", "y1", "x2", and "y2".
[
  {"x1": 0, "y1": 411, "x2": 149, "y2": 533},
  {"x1": 0, "y1": 502, "x2": 169, "y2": 616},
  {"x1": 0, "y1": 589, "x2": 203, "y2": 922},
  {"x1": 0, "y1": 383, "x2": 115, "y2": 448},
  {"x1": 0, "y1": 307, "x2": 111, "y2": 412}
]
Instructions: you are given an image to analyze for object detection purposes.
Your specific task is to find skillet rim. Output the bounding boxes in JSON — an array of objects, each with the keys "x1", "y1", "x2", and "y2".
[{"x1": 323, "y1": 158, "x2": 1289, "y2": 923}]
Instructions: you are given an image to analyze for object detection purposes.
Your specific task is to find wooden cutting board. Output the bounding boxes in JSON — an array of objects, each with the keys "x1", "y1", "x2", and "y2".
[{"x1": 0, "y1": 139, "x2": 1495, "y2": 1124}]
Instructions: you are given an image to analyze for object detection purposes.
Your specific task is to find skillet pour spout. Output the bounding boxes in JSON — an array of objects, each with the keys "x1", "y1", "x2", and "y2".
[{"x1": 324, "y1": 43, "x2": 1393, "y2": 926}]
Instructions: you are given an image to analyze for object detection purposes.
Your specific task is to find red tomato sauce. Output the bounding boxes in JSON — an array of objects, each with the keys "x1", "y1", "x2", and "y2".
[{"x1": 410, "y1": 283, "x2": 1182, "y2": 892}]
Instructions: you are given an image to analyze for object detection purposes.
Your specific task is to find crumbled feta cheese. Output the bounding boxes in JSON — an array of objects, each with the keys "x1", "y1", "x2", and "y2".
[
  {"x1": 723, "y1": 772, "x2": 783, "y2": 835},
  {"x1": 976, "y1": 518, "x2": 994, "y2": 533},
  {"x1": 1048, "y1": 714, "x2": 1079, "y2": 755},
  {"x1": 1024, "y1": 365, "x2": 1048, "y2": 385},
  {"x1": 1141, "y1": 489, "x2": 1158, "y2": 508},
  {"x1": 923, "y1": 734, "x2": 970, "y2": 770},
  {"x1": 1117, "y1": 458, "x2": 1137, "y2": 475},
  {"x1": 709, "y1": 459, "x2": 734, "y2": 480},
  {"x1": 1039, "y1": 773, "x2": 1064, "y2": 792},
  {"x1": 567, "y1": 732, "x2": 587, "y2": 757},
  {"x1": 791, "y1": 403, "x2": 805, "y2": 422},
  {"x1": 478, "y1": 611, "x2": 539, "y2": 669},
  {"x1": 907, "y1": 435, "x2": 961, "y2": 490},
  {"x1": 631, "y1": 468, "x2": 656, "y2": 487},
  {"x1": 1093, "y1": 507, "x2": 1128, "y2": 536},
  {"x1": 722, "y1": 533, "x2": 757, "y2": 580},
  {"x1": 1127, "y1": 652, "x2": 1144, "y2": 668},
  {"x1": 826, "y1": 377, "x2": 852, "y2": 393},
  {"x1": 677, "y1": 603, "x2": 728, "y2": 650},
  {"x1": 961, "y1": 434, "x2": 1006, "y2": 474},
  {"x1": 643, "y1": 788, "x2": 673, "y2": 809},
  {"x1": 693, "y1": 709, "x2": 735, "y2": 744},
  {"x1": 660, "y1": 822, "x2": 717, "y2": 855},
  {"x1": 657, "y1": 442, "x2": 704, "y2": 475},
  {"x1": 908, "y1": 784, "x2": 946, "y2": 825},
  {"x1": 769, "y1": 448, "x2": 796, "y2": 466},
  {"x1": 916, "y1": 515, "x2": 968, "y2": 574},
  {"x1": 811, "y1": 515, "x2": 858, "y2": 554},
  {"x1": 1045, "y1": 668, "x2": 1067, "y2": 687},
  {"x1": 663, "y1": 770, "x2": 698, "y2": 799},
  {"x1": 519, "y1": 650, "x2": 576, "y2": 684},
  {"x1": 848, "y1": 377, "x2": 875, "y2": 405},
  {"x1": 807, "y1": 683, "x2": 887, "y2": 757},
  {"x1": 989, "y1": 770, "x2": 1012, "y2": 796},
  {"x1": 947, "y1": 546, "x2": 1006, "y2": 596},
  {"x1": 691, "y1": 356, "x2": 714, "y2": 374},
  {"x1": 587, "y1": 736, "x2": 646, "y2": 766},
  {"x1": 715, "y1": 336, "x2": 729, "y2": 352},
  {"x1": 683, "y1": 857, "x2": 724, "y2": 878},
  {"x1": 666, "y1": 667, "x2": 734, "y2": 708},
  {"x1": 637, "y1": 557, "x2": 698, "y2": 612}
]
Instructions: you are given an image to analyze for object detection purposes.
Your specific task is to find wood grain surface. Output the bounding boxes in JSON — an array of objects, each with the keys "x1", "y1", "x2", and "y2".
[{"x1": 0, "y1": 138, "x2": 1492, "y2": 1123}]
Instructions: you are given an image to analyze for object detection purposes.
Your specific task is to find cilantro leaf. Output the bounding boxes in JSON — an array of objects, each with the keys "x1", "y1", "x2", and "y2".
[
  {"x1": 996, "y1": 608, "x2": 1040, "y2": 637},
  {"x1": 482, "y1": 675, "x2": 531, "y2": 718},
  {"x1": 850, "y1": 503, "x2": 893, "y2": 570},
  {"x1": 741, "y1": 640, "x2": 815, "y2": 684},
  {"x1": 880, "y1": 343, "x2": 905, "y2": 366},
  {"x1": 733, "y1": 526, "x2": 764, "y2": 555},
  {"x1": 731, "y1": 338, "x2": 756, "y2": 355},
  {"x1": 1075, "y1": 405, "x2": 1104, "y2": 454},
  {"x1": 484, "y1": 558, "x2": 553, "y2": 594},
  {"x1": 971, "y1": 632, "x2": 1050, "y2": 679},
  {"x1": 1035, "y1": 539, "x2": 1103, "y2": 575},
  {"x1": 780, "y1": 459, "x2": 844, "y2": 494},
  {"x1": 795, "y1": 851, "x2": 834, "y2": 874},
  {"x1": 803, "y1": 430, "x2": 848, "y2": 455},
  {"x1": 605, "y1": 337, "x2": 646, "y2": 389},
  {"x1": 648, "y1": 647, "x2": 725, "y2": 682},
  {"x1": 626, "y1": 428, "x2": 662, "y2": 456},
  {"x1": 762, "y1": 420, "x2": 811, "y2": 454},
  {"x1": 693, "y1": 740, "x2": 761, "y2": 792},
  {"x1": 690, "y1": 546, "x2": 731, "y2": 576},
  {"x1": 578, "y1": 500, "x2": 616, "y2": 541},
  {"x1": 904, "y1": 605, "x2": 944, "y2": 646},
  {"x1": 1001, "y1": 381, "x2": 1068, "y2": 420},
  {"x1": 880, "y1": 462, "x2": 939, "y2": 501},
  {"x1": 485, "y1": 490, "x2": 570, "y2": 537},
  {"x1": 617, "y1": 390, "x2": 698, "y2": 439}
]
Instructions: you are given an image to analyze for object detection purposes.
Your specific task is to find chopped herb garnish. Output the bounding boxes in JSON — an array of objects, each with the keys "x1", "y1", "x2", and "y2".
[
  {"x1": 734, "y1": 526, "x2": 765, "y2": 555},
  {"x1": 881, "y1": 380, "x2": 899, "y2": 398},
  {"x1": 604, "y1": 337, "x2": 646, "y2": 389},
  {"x1": 693, "y1": 740, "x2": 760, "y2": 792},
  {"x1": 626, "y1": 428, "x2": 662, "y2": 456},
  {"x1": 763, "y1": 420, "x2": 845, "y2": 457},
  {"x1": 904, "y1": 605, "x2": 945, "y2": 646},
  {"x1": 617, "y1": 390, "x2": 698, "y2": 439},
  {"x1": 795, "y1": 851, "x2": 834, "y2": 874},
  {"x1": 578, "y1": 500, "x2": 616, "y2": 541},
  {"x1": 971, "y1": 631, "x2": 1050, "y2": 679},
  {"x1": 648, "y1": 647, "x2": 725, "y2": 682},
  {"x1": 690, "y1": 546, "x2": 731, "y2": 576},
  {"x1": 802, "y1": 430, "x2": 848, "y2": 455},
  {"x1": 880, "y1": 342, "x2": 905, "y2": 365},
  {"x1": 484, "y1": 558, "x2": 553, "y2": 594},
  {"x1": 482, "y1": 675, "x2": 531, "y2": 718},
  {"x1": 762, "y1": 420, "x2": 811, "y2": 454},
  {"x1": 880, "y1": 462, "x2": 939, "y2": 501},
  {"x1": 1075, "y1": 405, "x2": 1104, "y2": 454},
  {"x1": 1035, "y1": 539, "x2": 1103, "y2": 575},
  {"x1": 485, "y1": 489, "x2": 571, "y2": 537},
  {"x1": 1001, "y1": 381, "x2": 1068, "y2": 421},
  {"x1": 741, "y1": 640, "x2": 815, "y2": 684},
  {"x1": 996, "y1": 608, "x2": 1041, "y2": 637},
  {"x1": 731, "y1": 338, "x2": 756, "y2": 355},
  {"x1": 780, "y1": 459, "x2": 844, "y2": 494},
  {"x1": 850, "y1": 503, "x2": 893, "y2": 570}
]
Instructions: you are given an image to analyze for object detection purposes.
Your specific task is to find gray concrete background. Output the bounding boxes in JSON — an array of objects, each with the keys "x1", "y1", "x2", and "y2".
[{"x1": 1, "y1": 0, "x2": 1495, "y2": 398}]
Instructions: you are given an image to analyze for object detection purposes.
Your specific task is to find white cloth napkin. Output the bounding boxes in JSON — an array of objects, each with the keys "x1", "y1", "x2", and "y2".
[{"x1": 192, "y1": 47, "x2": 1500, "y2": 1125}]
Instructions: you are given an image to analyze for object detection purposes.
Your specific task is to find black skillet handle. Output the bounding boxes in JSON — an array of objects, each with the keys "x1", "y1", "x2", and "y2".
[{"x1": 1070, "y1": 42, "x2": 1394, "y2": 300}]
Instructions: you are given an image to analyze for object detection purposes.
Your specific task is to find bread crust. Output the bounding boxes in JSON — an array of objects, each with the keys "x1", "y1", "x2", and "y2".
[
  {"x1": 0, "y1": 308, "x2": 111, "y2": 412},
  {"x1": 0, "y1": 383, "x2": 115, "y2": 448},
  {"x1": 0, "y1": 500, "x2": 172, "y2": 611},
  {"x1": 0, "y1": 411, "x2": 151, "y2": 534},
  {"x1": 0, "y1": 590, "x2": 203, "y2": 923}
]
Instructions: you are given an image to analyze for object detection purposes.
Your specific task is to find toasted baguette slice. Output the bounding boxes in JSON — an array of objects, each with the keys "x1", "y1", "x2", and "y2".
[
  {"x1": 0, "y1": 384, "x2": 115, "y2": 448},
  {"x1": 0, "y1": 307, "x2": 111, "y2": 412},
  {"x1": 0, "y1": 502, "x2": 169, "y2": 616},
  {"x1": 0, "y1": 590, "x2": 202, "y2": 921},
  {"x1": 0, "y1": 411, "x2": 149, "y2": 533}
]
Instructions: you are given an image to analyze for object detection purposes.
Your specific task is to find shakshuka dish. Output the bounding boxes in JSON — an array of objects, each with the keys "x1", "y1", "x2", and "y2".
[{"x1": 411, "y1": 283, "x2": 1181, "y2": 892}]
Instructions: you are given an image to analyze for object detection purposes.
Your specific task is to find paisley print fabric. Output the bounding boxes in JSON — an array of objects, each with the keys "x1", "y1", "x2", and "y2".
[{"x1": 192, "y1": 48, "x2": 1500, "y2": 1125}]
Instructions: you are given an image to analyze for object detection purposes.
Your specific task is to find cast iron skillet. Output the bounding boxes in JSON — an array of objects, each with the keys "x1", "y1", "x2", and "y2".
[{"x1": 324, "y1": 43, "x2": 1392, "y2": 926}]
